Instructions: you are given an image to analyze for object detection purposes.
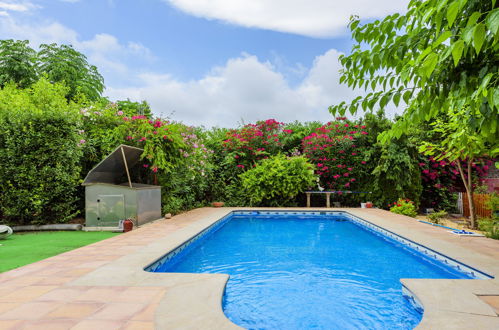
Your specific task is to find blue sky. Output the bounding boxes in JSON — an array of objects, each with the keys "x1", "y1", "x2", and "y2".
[{"x1": 0, "y1": 0, "x2": 407, "y2": 127}]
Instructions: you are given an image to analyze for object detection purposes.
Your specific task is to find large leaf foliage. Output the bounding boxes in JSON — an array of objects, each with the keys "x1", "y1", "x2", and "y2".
[{"x1": 331, "y1": 0, "x2": 498, "y2": 149}]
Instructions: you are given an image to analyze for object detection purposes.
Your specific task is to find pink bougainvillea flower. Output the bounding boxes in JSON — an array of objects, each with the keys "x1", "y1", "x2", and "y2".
[
  {"x1": 152, "y1": 167, "x2": 158, "y2": 173},
  {"x1": 347, "y1": 167, "x2": 353, "y2": 171},
  {"x1": 351, "y1": 152, "x2": 357, "y2": 156},
  {"x1": 143, "y1": 164, "x2": 149, "y2": 168},
  {"x1": 344, "y1": 182, "x2": 350, "y2": 187},
  {"x1": 237, "y1": 164, "x2": 245, "y2": 168},
  {"x1": 79, "y1": 139, "x2": 86, "y2": 144},
  {"x1": 117, "y1": 111, "x2": 124, "y2": 116},
  {"x1": 361, "y1": 161, "x2": 366, "y2": 164}
]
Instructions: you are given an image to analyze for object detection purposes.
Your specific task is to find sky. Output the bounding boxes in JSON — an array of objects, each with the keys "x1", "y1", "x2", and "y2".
[{"x1": 0, "y1": 0, "x2": 408, "y2": 127}]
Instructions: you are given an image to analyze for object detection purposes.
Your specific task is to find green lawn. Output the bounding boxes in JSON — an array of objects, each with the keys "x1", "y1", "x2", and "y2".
[{"x1": 0, "y1": 231, "x2": 120, "y2": 273}]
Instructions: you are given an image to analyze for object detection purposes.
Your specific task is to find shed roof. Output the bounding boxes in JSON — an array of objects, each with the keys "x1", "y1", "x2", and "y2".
[{"x1": 82, "y1": 145, "x2": 143, "y2": 186}]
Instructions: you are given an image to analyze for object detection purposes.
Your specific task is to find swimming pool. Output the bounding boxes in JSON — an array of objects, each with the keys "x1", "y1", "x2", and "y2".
[{"x1": 148, "y1": 211, "x2": 490, "y2": 329}]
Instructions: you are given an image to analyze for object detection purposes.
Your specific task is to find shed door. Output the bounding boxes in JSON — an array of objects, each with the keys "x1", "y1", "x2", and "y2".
[{"x1": 97, "y1": 194, "x2": 125, "y2": 227}]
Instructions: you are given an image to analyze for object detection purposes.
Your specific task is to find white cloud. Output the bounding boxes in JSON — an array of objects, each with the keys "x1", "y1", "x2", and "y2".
[
  {"x1": 165, "y1": 0, "x2": 408, "y2": 37},
  {"x1": 106, "y1": 49, "x2": 366, "y2": 127},
  {"x1": 0, "y1": 1, "x2": 38, "y2": 13}
]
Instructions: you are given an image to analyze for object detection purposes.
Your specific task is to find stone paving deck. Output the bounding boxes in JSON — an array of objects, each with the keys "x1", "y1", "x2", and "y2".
[{"x1": 0, "y1": 207, "x2": 498, "y2": 329}]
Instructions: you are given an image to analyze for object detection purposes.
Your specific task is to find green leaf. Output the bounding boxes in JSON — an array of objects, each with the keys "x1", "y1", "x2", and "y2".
[
  {"x1": 462, "y1": 26, "x2": 474, "y2": 44},
  {"x1": 446, "y1": 1, "x2": 459, "y2": 27},
  {"x1": 486, "y1": 8, "x2": 499, "y2": 35},
  {"x1": 403, "y1": 90, "x2": 412, "y2": 104},
  {"x1": 421, "y1": 53, "x2": 438, "y2": 78},
  {"x1": 473, "y1": 23, "x2": 486, "y2": 54},
  {"x1": 467, "y1": 12, "x2": 482, "y2": 28},
  {"x1": 393, "y1": 92, "x2": 401, "y2": 106},
  {"x1": 494, "y1": 87, "x2": 499, "y2": 108},
  {"x1": 434, "y1": 31, "x2": 452, "y2": 46},
  {"x1": 451, "y1": 40, "x2": 465, "y2": 66}
]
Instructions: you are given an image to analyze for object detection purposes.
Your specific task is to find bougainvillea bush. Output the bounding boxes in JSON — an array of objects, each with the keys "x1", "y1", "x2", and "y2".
[
  {"x1": 418, "y1": 156, "x2": 493, "y2": 211},
  {"x1": 301, "y1": 118, "x2": 370, "y2": 202},
  {"x1": 222, "y1": 119, "x2": 295, "y2": 170}
]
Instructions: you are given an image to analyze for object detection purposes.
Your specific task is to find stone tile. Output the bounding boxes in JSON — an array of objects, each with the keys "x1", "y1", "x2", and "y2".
[
  {"x1": 70, "y1": 320, "x2": 124, "y2": 330},
  {"x1": 1, "y1": 276, "x2": 46, "y2": 287},
  {"x1": 130, "y1": 303, "x2": 158, "y2": 322},
  {"x1": 112, "y1": 288, "x2": 165, "y2": 303},
  {"x1": 0, "y1": 302, "x2": 20, "y2": 314},
  {"x1": 75, "y1": 287, "x2": 127, "y2": 302},
  {"x1": 123, "y1": 321, "x2": 155, "y2": 330},
  {"x1": 0, "y1": 302, "x2": 61, "y2": 320},
  {"x1": 479, "y1": 296, "x2": 499, "y2": 315},
  {"x1": 88, "y1": 303, "x2": 146, "y2": 321},
  {"x1": 19, "y1": 319, "x2": 78, "y2": 330},
  {"x1": 55, "y1": 269, "x2": 94, "y2": 277},
  {"x1": 45, "y1": 302, "x2": 104, "y2": 319},
  {"x1": 0, "y1": 320, "x2": 22, "y2": 329},
  {"x1": 0, "y1": 286, "x2": 57, "y2": 303},
  {"x1": 37, "y1": 287, "x2": 87, "y2": 302},
  {"x1": 35, "y1": 277, "x2": 75, "y2": 286}
]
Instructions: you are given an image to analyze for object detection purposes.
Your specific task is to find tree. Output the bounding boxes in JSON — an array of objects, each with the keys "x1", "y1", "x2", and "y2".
[
  {"x1": 420, "y1": 107, "x2": 492, "y2": 228},
  {"x1": 116, "y1": 99, "x2": 152, "y2": 117},
  {"x1": 330, "y1": 0, "x2": 498, "y2": 146},
  {"x1": 38, "y1": 43, "x2": 105, "y2": 101},
  {"x1": 330, "y1": 0, "x2": 498, "y2": 225},
  {"x1": 0, "y1": 40, "x2": 37, "y2": 88}
]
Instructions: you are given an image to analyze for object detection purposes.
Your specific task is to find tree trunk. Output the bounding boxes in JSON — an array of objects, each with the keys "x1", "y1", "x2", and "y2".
[{"x1": 457, "y1": 159, "x2": 476, "y2": 229}]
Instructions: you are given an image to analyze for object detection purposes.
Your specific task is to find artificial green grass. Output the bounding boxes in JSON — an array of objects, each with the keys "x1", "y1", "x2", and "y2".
[{"x1": 0, "y1": 231, "x2": 120, "y2": 273}]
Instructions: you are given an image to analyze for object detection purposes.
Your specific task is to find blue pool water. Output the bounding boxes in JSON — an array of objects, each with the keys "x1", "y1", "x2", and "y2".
[{"x1": 152, "y1": 213, "x2": 474, "y2": 329}]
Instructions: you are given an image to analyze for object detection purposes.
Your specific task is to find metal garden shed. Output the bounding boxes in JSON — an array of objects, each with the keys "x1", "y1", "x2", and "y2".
[{"x1": 83, "y1": 145, "x2": 161, "y2": 228}]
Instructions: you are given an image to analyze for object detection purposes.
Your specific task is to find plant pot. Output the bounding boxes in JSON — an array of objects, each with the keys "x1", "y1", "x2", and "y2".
[
  {"x1": 360, "y1": 203, "x2": 367, "y2": 208},
  {"x1": 212, "y1": 202, "x2": 225, "y2": 208},
  {"x1": 123, "y1": 219, "x2": 134, "y2": 232},
  {"x1": 366, "y1": 202, "x2": 373, "y2": 208}
]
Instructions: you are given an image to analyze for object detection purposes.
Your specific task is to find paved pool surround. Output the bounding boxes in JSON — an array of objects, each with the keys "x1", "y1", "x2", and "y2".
[{"x1": 1, "y1": 208, "x2": 499, "y2": 329}]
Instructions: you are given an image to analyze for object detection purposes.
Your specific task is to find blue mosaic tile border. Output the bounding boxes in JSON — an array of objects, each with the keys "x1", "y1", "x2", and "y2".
[
  {"x1": 339, "y1": 211, "x2": 493, "y2": 280},
  {"x1": 145, "y1": 210, "x2": 493, "y2": 280},
  {"x1": 144, "y1": 213, "x2": 233, "y2": 272}
]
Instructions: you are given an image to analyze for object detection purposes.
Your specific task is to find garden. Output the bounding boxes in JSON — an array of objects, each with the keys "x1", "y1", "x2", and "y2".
[{"x1": 0, "y1": 0, "x2": 498, "y2": 246}]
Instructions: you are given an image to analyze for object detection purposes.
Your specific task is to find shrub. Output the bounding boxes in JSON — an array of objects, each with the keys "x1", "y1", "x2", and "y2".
[
  {"x1": 427, "y1": 210, "x2": 447, "y2": 224},
  {"x1": 239, "y1": 154, "x2": 316, "y2": 206},
  {"x1": 479, "y1": 194, "x2": 499, "y2": 240},
  {"x1": 478, "y1": 217, "x2": 499, "y2": 239},
  {"x1": 301, "y1": 118, "x2": 370, "y2": 191},
  {"x1": 0, "y1": 80, "x2": 82, "y2": 225},
  {"x1": 389, "y1": 198, "x2": 418, "y2": 218}
]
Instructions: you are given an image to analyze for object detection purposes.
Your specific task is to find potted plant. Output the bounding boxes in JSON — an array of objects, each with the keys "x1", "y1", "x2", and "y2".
[{"x1": 212, "y1": 202, "x2": 225, "y2": 208}]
